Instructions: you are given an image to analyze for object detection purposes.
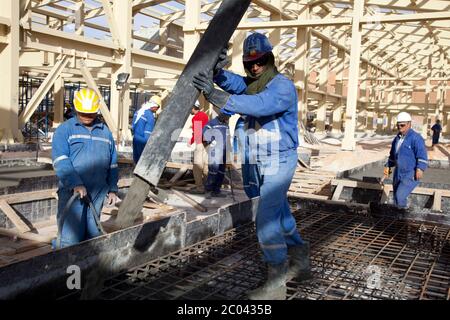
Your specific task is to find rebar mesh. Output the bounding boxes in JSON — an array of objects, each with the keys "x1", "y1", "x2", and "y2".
[{"x1": 63, "y1": 204, "x2": 450, "y2": 300}]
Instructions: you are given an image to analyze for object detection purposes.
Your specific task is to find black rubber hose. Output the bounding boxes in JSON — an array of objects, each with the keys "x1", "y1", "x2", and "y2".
[{"x1": 55, "y1": 193, "x2": 105, "y2": 249}]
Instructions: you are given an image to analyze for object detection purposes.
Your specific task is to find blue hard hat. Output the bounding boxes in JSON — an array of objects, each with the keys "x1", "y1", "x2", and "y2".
[{"x1": 243, "y1": 33, "x2": 273, "y2": 62}]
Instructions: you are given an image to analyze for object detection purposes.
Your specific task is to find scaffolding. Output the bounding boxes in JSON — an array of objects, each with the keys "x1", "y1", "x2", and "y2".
[{"x1": 0, "y1": 0, "x2": 448, "y2": 146}]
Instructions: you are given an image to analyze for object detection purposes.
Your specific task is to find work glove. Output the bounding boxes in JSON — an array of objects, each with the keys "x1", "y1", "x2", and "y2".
[
  {"x1": 219, "y1": 108, "x2": 235, "y2": 117},
  {"x1": 214, "y1": 46, "x2": 229, "y2": 75},
  {"x1": 74, "y1": 186, "x2": 87, "y2": 199},
  {"x1": 193, "y1": 71, "x2": 231, "y2": 108},
  {"x1": 217, "y1": 112, "x2": 230, "y2": 124},
  {"x1": 105, "y1": 192, "x2": 121, "y2": 208},
  {"x1": 383, "y1": 167, "x2": 392, "y2": 177}
]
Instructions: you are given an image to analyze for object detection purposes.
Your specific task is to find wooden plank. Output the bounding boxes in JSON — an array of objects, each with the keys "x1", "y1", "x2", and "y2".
[
  {"x1": 171, "y1": 189, "x2": 207, "y2": 213},
  {"x1": 0, "y1": 247, "x2": 16, "y2": 256},
  {"x1": 331, "y1": 183, "x2": 344, "y2": 201},
  {"x1": 0, "y1": 189, "x2": 57, "y2": 204},
  {"x1": 288, "y1": 193, "x2": 330, "y2": 200},
  {"x1": 11, "y1": 245, "x2": 52, "y2": 262},
  {"x1": 432, "y1": 191, "x2": 442, "y2": 212},
  {"x1": 0, "y1": 177, "x2": 133, "y2": 205},
  {"x1": 291, "y1": 185, "x2": 320, "y2": 190},
  {"x1": 292, "y1": 180, "x2": 323, "y2": 185},
  {"x1": 14, "y1": 242, "x2": 48, "y2": 254},
  {"x1": 169, "y1": 166, "x2": 189, "y2": 184},
  {"x1": 0, "y1": 228, "x2": 53, "y2": 244},
  {"x1": 118, "y1": 157, "x2": 134, "y2": 164},
  {"x1": 331, "y1": 179, "x2": 450, "y2": 197},
  {"x1": 297, "y1": 172, "x2": 335, "y2": 178},
  {"x1": 298, "y1": 158, "x2": 311, "y2": 169},
  {"x1": 0, "y1": 256, "x2": 18, "y2": 267},
  {"x1": 166, "y1": 162, "x2": 194, "y2": 170},
  {"x1": 0, "y1": 200, "x2": 31, "y2": 233},
  {"x1": 143, "y1": 208, "x2": 177, "y2": 222},
  {"x1": 143, "y1": 201, "x2": 174, "y2": 211},
  {"x1": 315, "y1": 181, "x2": 331, "y2": 193}
]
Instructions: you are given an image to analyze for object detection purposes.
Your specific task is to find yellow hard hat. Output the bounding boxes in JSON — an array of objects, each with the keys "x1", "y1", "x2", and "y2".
[
  {"x1": 150, "y1": 95, "x2": 162, "y2": 108},
  {"x1": 73, "y1": 88, "x2": 100, "y2": 114}
]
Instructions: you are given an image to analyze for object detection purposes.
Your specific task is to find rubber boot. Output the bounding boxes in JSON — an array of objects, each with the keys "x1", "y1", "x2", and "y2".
[
  {"x1": 287, "y1": 241, "x2": 312, "y2": 280},
  {"x1": 248, "y1": 262, "x2": 288, "y2": 300}
]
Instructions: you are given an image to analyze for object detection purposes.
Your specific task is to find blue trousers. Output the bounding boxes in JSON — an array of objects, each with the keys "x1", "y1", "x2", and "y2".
[
  {"x1": 205, "y1": 163, "x2": 226, "y2": 193},
  {"x1": 133, "y1": 139, "x2": 145, "y2": 164},
  {"x1": 393, "y1": 173, "x2": 419, "y2": 209},
  {"x1": 242, "y1": 151, "x2": 304, "y2": 265},
  {"x1": 55, "y1": 188, "x2": 107, "y2": 248},
  {"x1": 432, "y1": 134, "x2": 440, "y2": 145}
]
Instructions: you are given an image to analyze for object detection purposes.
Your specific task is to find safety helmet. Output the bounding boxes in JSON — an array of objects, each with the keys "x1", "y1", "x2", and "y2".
[
  {"x1": 73, "y1": 88, "x2": 100, "y2": 114},
  {"x1": 243, "y1": 33, "x2": 273, "y2": 62},
  {"x1": 194, "y1": 100, "x2": 201, "y2": 108},
  {"x1": 150, "y1": 95, "x2": 162, "y2": 108},
  {"x1": 397, "y1": 112, "x2": 412, "y2": 123}
]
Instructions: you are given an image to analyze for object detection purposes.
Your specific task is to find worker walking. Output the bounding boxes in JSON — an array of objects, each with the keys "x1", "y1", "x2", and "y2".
[
  {"x1": 189, "y1": 101, "x2": 209, "y2": 194},
  {"x1": 52, "y1": 88, "x2": 119, "y2": 248},
  {"x1": 203, "y1": 113, "x2": 230, "y2": 198},
  {"x1": 132, "y1": 95, "x2": 161, "y2": 164},
  {"x1": 193, "y1": 32, "x2": 310, "y2": 300},
  {"x1": 431, "y1": 119, "x2": 442, "y2": 148},
  {"x1": 384, "y1": 112, "x2": 428, "y2": 210}
]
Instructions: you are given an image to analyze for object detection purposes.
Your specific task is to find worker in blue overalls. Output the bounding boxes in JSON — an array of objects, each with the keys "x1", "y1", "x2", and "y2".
[
  {"x1": 384, "y1": 112, "x2": 428, "y2": 210},
  {"x1": 52, "y1": 88, "x2": 119, "y2": 248},
  {"x1": 202, "y1": 113, "x2": 230, "y2": 198},
  {"x1": 132, "y1": 95, "x2": 161, "y2": 164},
  {"x1": 431, "y1": 119, "x2": 442, "y2": 148},
  {"x1": 193, "y1": 33, "x2": 310, "y2": 300}
]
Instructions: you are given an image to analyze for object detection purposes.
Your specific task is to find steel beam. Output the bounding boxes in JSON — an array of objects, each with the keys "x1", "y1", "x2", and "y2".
[{"x1": 18, "y1": 55, "x2": 69, "y2": 129}]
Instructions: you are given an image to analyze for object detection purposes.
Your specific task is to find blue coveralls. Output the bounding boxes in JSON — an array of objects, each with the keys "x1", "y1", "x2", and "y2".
[
  {"x1": 132, "y1": 109, "x2": 155, "y2": 164},
  {"x1": 215, "y1": 70, "x2": 304, "y2": 266},
  {"x1": 203, "y1": 118, "x2": 229, "y2": 194},
  {"x1": 52, "y1": 117, "x2": 119, "y2": 248},
  {"x1": 431, "y1": 123, "x2": 442, "y2": 145},
  {"x1": 386, "y1": 129, "x2": 428, "y2": 209}
]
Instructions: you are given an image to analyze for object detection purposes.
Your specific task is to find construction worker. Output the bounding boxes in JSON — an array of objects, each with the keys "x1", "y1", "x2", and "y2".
[
  {"x1": 52, "y1": 88, "x2": 119, "y2": 248},
  {"x1": 203, "y1": 113, "x2": 230, "y2": 198},
  {"x1": 132, "y1": 95, "x2": 161, "y2": 164},
  {"x1": 189, "y1": 101, "x2": 209, "y2": 194},
  {"x1": 384, "y1": 112, "x2": 428, "y2": 210},
  {"x1": 431, "y1": 119, "x2": 442, "y2": 147},
  {"x1": 64, "y1": 102, "x2": 75, "y2": 120},
  {"x1": 193, "y1": 32, "x2": 310, "y2": 300}
]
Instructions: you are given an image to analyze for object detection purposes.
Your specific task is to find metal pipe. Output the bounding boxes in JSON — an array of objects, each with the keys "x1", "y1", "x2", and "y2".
[{"x1": 115, "y1": 0, "x2": 252, "y2": 228}]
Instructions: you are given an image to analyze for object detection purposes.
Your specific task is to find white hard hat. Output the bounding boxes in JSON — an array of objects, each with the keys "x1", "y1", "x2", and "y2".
[
  {"x1": 194, "y1": 100, "x2": 201, "y2": 108},
  {"x1": 397, "y1": 112, "x2": 412, "y2": 122},
  {"x1": 142, "y1": 101, "x2": 159, "y2": 109}
]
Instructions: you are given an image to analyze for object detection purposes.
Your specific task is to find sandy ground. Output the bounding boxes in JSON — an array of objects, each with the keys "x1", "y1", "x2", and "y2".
[
  {"x1": 303, "y1": 134, "x2": 450, "y2": 173},
  {"x1": 348, "y1": 164, "x2": 450, "y2": 184}
]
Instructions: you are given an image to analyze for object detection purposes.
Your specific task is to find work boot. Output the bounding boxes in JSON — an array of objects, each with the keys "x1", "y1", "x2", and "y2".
[
  {"x1": 188, "y1": 187, "x2": 205, "y2": 195},
  {"x1": 247, "y1": 262, "x2": 288, "y2": 300},
  {"x1": 211, "y1": 191, "x2": 227, "y2": 198},
  {"x1": 287, "y1": 241, "x2": 312, "y2": 280}
]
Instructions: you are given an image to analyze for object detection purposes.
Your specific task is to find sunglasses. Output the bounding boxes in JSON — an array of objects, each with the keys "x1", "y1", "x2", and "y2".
[{"x1": 243, "y1": 54, "x2": 270, "y2": 69}]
